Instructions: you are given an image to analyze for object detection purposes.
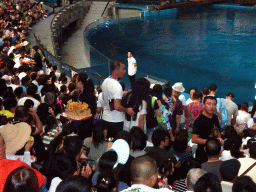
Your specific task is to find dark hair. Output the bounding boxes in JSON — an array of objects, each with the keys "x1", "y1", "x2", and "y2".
[
  {"x1": 163, "y1": 83, "x2": 172, "y2": 97},
  {"x1": 205, "y1": 138, "x2": 221, "y2": 157},
  {"x1": 124, "y1": 78, "x2": 150, "y2": 121},
  {"x1": 30, "y1": 72, "x2": 37, "y2": 81},
  {"x1": 173, "y1": 129, "x2": 188, "y2": 152},
  {"x1": 130, "y1": 126, "x2": 147, "y2": 151},
  {"x1": 203, "y1": 96, "x2": 217, "y2": 104},
  {"x1": 202, "y1": 87, "x2": 209, "y2": 96},
  {"x1": 27, "y1": 84, "x2": 37, "y2": 96},
  {"x1": 152, "y1": 129, "x2": 168, "y2": 148},
  {"x1": 3, "y1": 166, "x2": 39, "y2": 192},
  {"x1": 21, "y1": 75, "x2": 31, "y2": 85},
  {"x1": 60, "y1": 85, "x2": 67, "y2": 93},
  {"x1": 98, "y1": 151, "x2": 118, "y2": 172},
  {"x1": 208, "y1": 84, "x2": 217, "y2": 92},
  {"x1": 24, "y1": 99, "x2": 34, "y2": 109},
  {"x1": 241, "y1": 103, "x2": 249, "y2": 112},
  {"x1": 189, "y1": 87, "x2": 198, "y2": 93},
  {"x1": 92, "y1": 121, "x2": 107, "y2": 148},
  {"x1": 3, "y1": 98, "x2": 18, "y2": 110},
  {"x1": 232, "y1": 176, "x2": 256, "y2": 192},
  {"x1": 53, "y1": 154, "x2": 77, "y2": 180},
  {"x1": 229, "y1": 135, "x2": 245, "y2": 158},
  {"x1": 110, "y1": 60, "x2": 123, "y2": 73},
  {"x1": 56, "y1": 175, "x2": 92, "y2": 192},
  {"x1": 15, "y1": 106, "x2": 29, "y2": 119},
  {"x1": 63, "y1": 135, "x2": 83, "y2": 158},
  {"x1": 95, "y1": 171, "x2": 117, "y2": 192},
  {"x1": 37, "y1": 103, "x2": 51, "y2": 125},
  {"x1": 32, "y1": 46, "x2": 39, "y2": 52},
  {"x1": 68, "y1": 83, "x2": 76, "y2": 93},
  {"x1": 179, "y1": 157, "x2": 201, "y2": 179},
  {"x1": 3, "y1": 91, "x2": 16, "y2": 100},
  {"x1": 53, "y1": 65, "x2": 57, "y2": 71},
  {"x1": 44, "y1": 115, "x2": 57, "y2": 133},
  {"x1": 193, "y1": 91, "x2": 202, "y2": 100},
  {"x1": 194, "y1": 173, "x2": 222, "y2": 192}
]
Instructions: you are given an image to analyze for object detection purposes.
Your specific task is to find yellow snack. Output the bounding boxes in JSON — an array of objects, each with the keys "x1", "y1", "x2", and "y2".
[
  {"x1": 29, "y1": 136, "x2": 34, "y2": 141},
  {"x1": 65, "y1": 100, "x2": 91, "y2": 120}
]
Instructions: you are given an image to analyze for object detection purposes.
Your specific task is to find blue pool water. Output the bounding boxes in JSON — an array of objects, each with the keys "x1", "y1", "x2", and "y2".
[{"x1": 87, "y1": 5, "x2": 256, "y2": 104}]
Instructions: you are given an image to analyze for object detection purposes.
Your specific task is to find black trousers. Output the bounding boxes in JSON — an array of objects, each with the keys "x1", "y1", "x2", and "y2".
[
  {"x1": 103, "y1": 120, "x2": 124, "y2": 139},
  {"x1": 129, "y1": 75, "x2": 135, "y2": 89}
]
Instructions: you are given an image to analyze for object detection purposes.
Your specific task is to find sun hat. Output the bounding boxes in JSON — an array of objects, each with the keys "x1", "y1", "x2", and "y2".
[
  {"x1": 172, "y1": 82, "x2": 185, "y2": 92},
  {"x1": 0, "y1": 122, "x2": 31, "y2": 154},
  {"x1": 110, "y1": 139, "x2": 130, "y2": 166}
]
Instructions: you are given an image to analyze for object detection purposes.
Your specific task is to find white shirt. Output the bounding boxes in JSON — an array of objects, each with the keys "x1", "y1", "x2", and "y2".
[
  {"x1": 128, "y1": 57, "x2": 137, "y2": 76},
  {"x1": 236, "y1": 110, "x2": 253, "y2": 128},
  {"x1": 97, "y1": 92, "x2": 104, "y2": 108},
  {"x1": 102, "y1": 77, "x2": 125, "y2": 122},
  {"x1": 18, "y1": 97, "x2": 40, "y2": 111},
  {"x1": 186, "y1": 98, "x2": 193, "y2": 105},
  {"x1": 124, "y1": 100, "x2": 147, "y2": 132},
  {"x1": 122, "y1": 184, "x2": 173, "y2": 192},
  {"x1": 179, "y1": 94, "x2": 187, "y2": 124}
]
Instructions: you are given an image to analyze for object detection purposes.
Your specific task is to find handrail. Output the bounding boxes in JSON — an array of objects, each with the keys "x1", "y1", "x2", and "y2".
[{"x1": 101, "y1": 0, "x2": 110, "y2": 17}]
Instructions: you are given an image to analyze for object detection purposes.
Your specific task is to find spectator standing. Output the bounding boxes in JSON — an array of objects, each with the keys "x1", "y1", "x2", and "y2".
[
  {"x1": 192, "y1": 96, "x2": 223, "y2": 163},
  {"x1": 225, "y1": 92, "x2": 238, "y2": 127},
  {"x1": 127, "y1": 52, "x2": 137, "y2": 89},
  {"x1": 102, "y1": 61, "x2": 135, "y2": 138}
]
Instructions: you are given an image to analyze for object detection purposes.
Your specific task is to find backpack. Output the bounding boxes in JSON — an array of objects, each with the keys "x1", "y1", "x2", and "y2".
[
  {"x1": 218, "y1": 98, "x2": 228, "y2": 129},
  {"x1": 152, "y1": 97, "x2": 171, "y2": 128}
]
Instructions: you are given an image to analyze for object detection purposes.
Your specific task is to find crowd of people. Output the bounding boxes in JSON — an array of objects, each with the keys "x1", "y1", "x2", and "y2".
[{"x1": 1, "y1": 0, "x2": 256, "y2": 192}]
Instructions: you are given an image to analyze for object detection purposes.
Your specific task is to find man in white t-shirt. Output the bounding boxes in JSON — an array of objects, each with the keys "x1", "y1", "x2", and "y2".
[
  {"x1": 122, "y1": 155, "x2": 173, "y2": 192},
  {"x1": 102, "y1": 60, "x2": 135, "y2": 138},
  {"x1": 127, "y1": 52, "x2": 137, "y2": 89}
]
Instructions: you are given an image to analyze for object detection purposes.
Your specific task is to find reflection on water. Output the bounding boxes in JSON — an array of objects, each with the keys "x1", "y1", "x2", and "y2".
[{"x1": 87, "y1": 5, "x2": 256, "y2": 104}]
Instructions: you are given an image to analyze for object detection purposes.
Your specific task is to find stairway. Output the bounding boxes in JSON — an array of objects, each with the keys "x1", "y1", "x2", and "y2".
[{"x1": 59, "y1": 1, "x2": 111, "y2": 69}]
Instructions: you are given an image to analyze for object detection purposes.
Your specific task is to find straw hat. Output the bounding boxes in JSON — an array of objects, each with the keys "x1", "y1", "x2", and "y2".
[
  {"x1": 172, "y1": 82, "x2": 185, "y2": 92},
  {"x1": 0, "y1": 122, "x2": 31, "y2": 154}
]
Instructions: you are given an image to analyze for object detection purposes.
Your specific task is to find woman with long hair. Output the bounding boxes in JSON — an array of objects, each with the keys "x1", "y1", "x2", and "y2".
[
  {"x1": 83, "y1": 121, "x2": 111, "y2": 161},
  {"x1": 123, "y1": 78, "x2": 150, "y2": 132}
]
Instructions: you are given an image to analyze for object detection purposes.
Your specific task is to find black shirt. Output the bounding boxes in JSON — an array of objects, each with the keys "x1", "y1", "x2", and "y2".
[{"x1": 193, "y1": 113, "x2": 220, "y2": 163}]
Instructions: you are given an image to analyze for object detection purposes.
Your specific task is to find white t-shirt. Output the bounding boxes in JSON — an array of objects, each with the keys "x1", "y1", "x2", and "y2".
[
  {"x1": 97, "y1": 92, "x2": 104, "y2": 108},
  {"x1": 18, "y1": 97, "x2": 40, "y2": 111},
  {"x1": 236, "y1": 110, "x2": 253, "y2": 128},
  {"x1": 128, "y1": 57, "x2": 137, "y2": 76},
  {"x1": 179, "y1": 94, "x2": 187, "y2": 124},
  {"x1": 186, "y1": 98, "x2": 193, "y2": 105},
  {"x1": 122, "y1": 184, "x2": 173, "y2": 192},
  {"x1": 124, "y1": 100, "x2": 147, "y2": 132},
  {"x1": 102, "y1": 77, "x2": 125, "y2": 122}
]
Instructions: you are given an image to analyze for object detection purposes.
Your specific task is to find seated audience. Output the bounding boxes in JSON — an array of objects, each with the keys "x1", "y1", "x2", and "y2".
[
  {"x1": 232, "y1": 176, "x2": 256, "y2": 192},
  {"x1": 56, "y1": 175, "x2": 92, "y2": 192},
  {"x1": 185, "y1": 168, "x2": 206, "y2": 192},
  {"x1": 3, "y1": 166, "x2": 40, "y2": 192},
  {"x1": 121, "y1": 155, "x2": 174, "y2": 191},
  {"x1": 194, "y1": 173, "x2": 222, "y2": 192},
  {"x1": 220, "y1": 159, "x2": 241, "y2": 192},
  {"x1": 201, "y1": 138, "x2": 223, "y2": 181}
]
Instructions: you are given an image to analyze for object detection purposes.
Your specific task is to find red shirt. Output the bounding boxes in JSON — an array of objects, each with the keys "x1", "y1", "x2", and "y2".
[
  {"x1": 185, "y1": 102, "x2": 204, "y2": 128},
  {"x1": 0, "y1": 159, "x2": 45, "y2": 191}
]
